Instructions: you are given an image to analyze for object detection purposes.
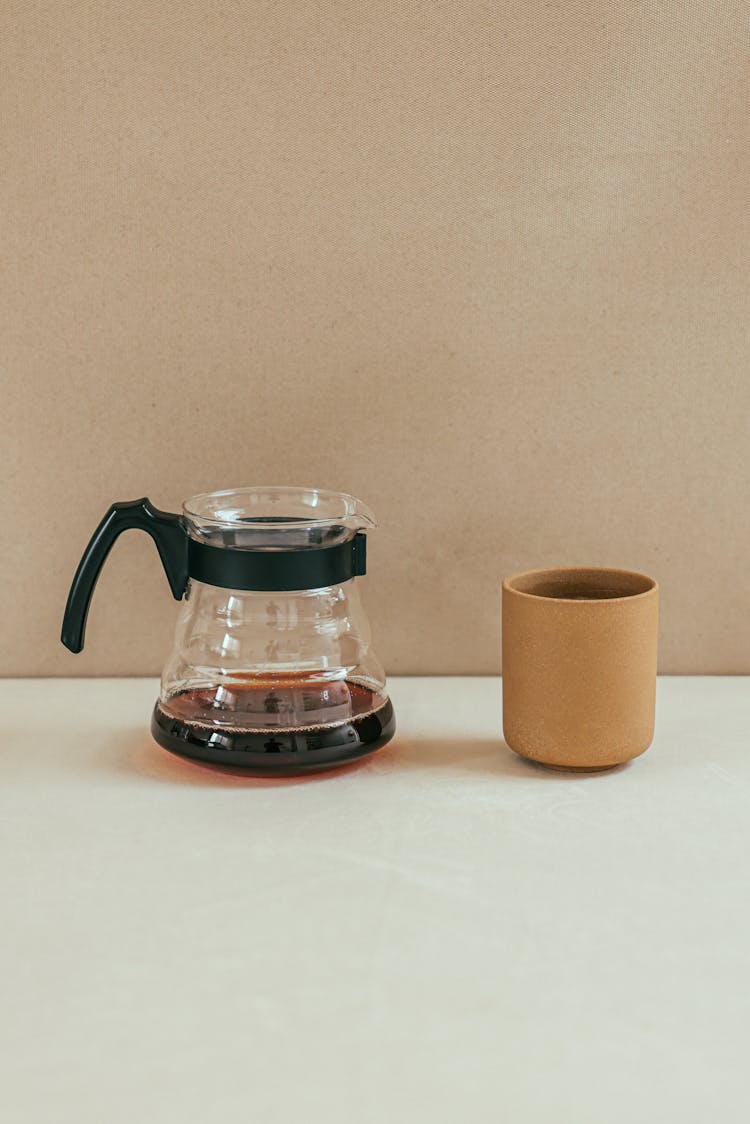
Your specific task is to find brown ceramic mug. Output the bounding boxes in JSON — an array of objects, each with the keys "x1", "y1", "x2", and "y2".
[{"x1": 502, "y1": 567, "x2": 659, "y2": 770}]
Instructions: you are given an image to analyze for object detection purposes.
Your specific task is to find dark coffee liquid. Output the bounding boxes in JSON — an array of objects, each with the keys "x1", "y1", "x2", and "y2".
[{"x1": 151, "y1": 676, "x2": 395, "y2": 774}]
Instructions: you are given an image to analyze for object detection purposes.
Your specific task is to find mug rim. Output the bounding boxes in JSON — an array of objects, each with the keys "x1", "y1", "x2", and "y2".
[{"x1": 503, "y1": 565, "x2": 658, "y2": 603}]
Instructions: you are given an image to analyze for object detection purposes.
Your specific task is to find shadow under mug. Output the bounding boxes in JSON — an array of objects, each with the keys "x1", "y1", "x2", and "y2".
[{"x1": 502, "y1": 566, "x2": 659, "y2": 771}]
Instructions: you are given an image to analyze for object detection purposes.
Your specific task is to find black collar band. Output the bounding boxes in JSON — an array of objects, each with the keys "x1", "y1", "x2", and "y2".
[{"x1": 187, "y1": 532, "x2": 367, "y2": 591}]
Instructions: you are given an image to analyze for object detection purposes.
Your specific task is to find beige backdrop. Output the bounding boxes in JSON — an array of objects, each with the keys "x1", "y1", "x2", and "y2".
[{"x1": 2, "y1": 1, "x2": 749, "y2": 676}]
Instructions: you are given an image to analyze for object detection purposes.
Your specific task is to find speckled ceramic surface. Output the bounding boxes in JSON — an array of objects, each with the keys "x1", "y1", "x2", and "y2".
[{"x1": 502, "y1": 567, "x2": 659, "y2": 770}]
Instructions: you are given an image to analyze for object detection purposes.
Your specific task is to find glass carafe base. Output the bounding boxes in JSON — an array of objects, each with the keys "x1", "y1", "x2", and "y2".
[{"x1": 150, "y1": 677, "x2": 395, "y2": 775}]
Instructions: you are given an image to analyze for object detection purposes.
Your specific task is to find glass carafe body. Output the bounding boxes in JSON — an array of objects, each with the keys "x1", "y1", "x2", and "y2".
[{"x1": 151, "y1": 488, "x2": 394, "y2": 772}]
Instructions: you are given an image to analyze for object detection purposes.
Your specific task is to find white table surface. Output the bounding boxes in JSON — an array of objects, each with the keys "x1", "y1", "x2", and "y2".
[{"x1": 2, "y1": 676, "x2": 748, "y2": 1123}]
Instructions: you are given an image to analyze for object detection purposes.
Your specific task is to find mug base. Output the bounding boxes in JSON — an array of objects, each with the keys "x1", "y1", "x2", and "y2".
[
  {"x1": 507, "y1": 744, "x2": 645, "y2": 773},
  {"x1": 533, "y1": 761, "x2": 623, "y2": 773}
]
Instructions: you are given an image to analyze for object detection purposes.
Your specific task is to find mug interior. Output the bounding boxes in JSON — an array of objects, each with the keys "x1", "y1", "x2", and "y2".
[{"x1": 505, "y1": 567, "x2": 656, "y2": 601}]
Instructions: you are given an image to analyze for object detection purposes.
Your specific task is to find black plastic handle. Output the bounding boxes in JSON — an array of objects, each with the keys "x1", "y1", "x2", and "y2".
[{"x1": 61, "y1": 498, "x2": 188, "y2": 654}]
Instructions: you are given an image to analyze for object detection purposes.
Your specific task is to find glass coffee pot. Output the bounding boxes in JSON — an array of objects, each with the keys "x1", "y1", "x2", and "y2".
[{"x1": 61, "y1": 487, "x2": 395, "y2": 774}]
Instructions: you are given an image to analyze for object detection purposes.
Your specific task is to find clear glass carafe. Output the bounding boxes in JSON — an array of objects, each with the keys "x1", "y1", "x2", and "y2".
[{"x1": 61, "y1": 487, "x2": 395, "y2": 774}]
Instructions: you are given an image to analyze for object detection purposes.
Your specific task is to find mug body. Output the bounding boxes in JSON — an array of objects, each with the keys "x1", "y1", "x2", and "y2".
[{"x1": 502, "y1": 567, "x2": 658, "y2": 770}]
